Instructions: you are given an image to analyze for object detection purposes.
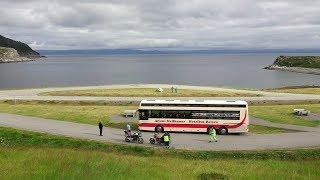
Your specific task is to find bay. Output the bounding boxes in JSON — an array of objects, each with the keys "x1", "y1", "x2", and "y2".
[{"x1": 1, "y1": 53, "x2": 320, "y2": 89}]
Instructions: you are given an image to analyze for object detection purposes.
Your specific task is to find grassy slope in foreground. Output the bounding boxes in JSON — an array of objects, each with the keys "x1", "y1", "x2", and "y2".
[
  {"x1": 266, "y1": 86, "x2": 320, "y2": 95},
  {"x1": 0, "y1": 102, "x2": 285, "y2": 134},
  {"x1": 250, "y1": 104, "x2": 320, "y2": 127},
  {"x1": 0, "y1": 127, "x2": 320, "y2": 179},
  {"x1": 0, "y1": 102, "x2": 138, "y2": 129},
  {"x1": 38, "y1": 88, "x2": 261, "y2": 97}
]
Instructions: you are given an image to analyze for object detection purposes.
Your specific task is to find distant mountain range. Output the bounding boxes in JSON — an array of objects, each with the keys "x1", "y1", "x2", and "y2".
[
  {"x1": 1, "y1": 34, "x2": 319, "y2": 57},
  {"x1": 38, "y1": 48, "x2": 320, "y2": 56}
]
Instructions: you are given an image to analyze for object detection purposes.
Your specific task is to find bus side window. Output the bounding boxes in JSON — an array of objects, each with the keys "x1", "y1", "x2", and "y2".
[
  {"x1": 151, "y1": 110, "x2": 160, "y2": 118},
  {"x1": 139, "y1": 110, "x2": 149, "y2": 120}
]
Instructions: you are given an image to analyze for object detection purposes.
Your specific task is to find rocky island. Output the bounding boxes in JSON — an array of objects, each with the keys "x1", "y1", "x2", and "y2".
[
  {"x1": 0, "y1": 35, "x2": 43, "y2": 63},
  {"x1": 264, "y1": 55, "x2": 320, "y2": 75}
]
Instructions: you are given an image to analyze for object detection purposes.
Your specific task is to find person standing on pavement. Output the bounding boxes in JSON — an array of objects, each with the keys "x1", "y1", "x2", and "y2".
[
  {"x1": 98, "y1": 122, "x2": 104, "y2": 136},
  {"x1": 209, "y1": 128, "x2": 217, "y2": 142},
  {"x1": 163, "y1": 132, "x2": 170, "y2": 148}
]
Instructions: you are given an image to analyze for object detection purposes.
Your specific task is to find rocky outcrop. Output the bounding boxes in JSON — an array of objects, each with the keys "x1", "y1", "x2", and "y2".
[
  {"x1": 0, "y1": 35, "x2": 42, "y2": 58},
  {"x1": 264, "y1": 56, "x2": 320, "y2": 75},
  {"x1": 0, "y1": 47, "x2": 33, "y2": 63}
]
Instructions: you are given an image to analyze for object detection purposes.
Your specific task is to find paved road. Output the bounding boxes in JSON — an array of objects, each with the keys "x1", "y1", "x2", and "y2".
[
  {"x1": 1, "y1": 84, "x2": 320, "y2": 104},
  {"x1": 1, "y1": 113, "x2": 319, "y2": 151}
]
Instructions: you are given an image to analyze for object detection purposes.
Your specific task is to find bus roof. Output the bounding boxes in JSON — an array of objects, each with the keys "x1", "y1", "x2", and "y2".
[{"x1": 140, "y1": 100, "x2": 247, "y2": 105}]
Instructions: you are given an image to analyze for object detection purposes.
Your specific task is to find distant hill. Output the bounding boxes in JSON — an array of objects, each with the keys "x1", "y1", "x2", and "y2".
[
  {"x1": 268, "y1": 56, "x2": 320, "y2": 69},
  {"x1": 0, "y1": 35, "x2": 41, "y2": 58},
  {"x1": 264, "y1": 55, "x2": 320, "y2": 75}
]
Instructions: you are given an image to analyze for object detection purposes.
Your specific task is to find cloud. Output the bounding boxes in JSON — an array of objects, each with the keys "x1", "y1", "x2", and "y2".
[{"x1": 0, "y1": 0, "x2": 319, "y2": 50}]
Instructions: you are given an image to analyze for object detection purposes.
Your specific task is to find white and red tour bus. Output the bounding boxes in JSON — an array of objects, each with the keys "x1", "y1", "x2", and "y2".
[{"x1": 138, "y1": 100, "x2": 249, "y2": 134}]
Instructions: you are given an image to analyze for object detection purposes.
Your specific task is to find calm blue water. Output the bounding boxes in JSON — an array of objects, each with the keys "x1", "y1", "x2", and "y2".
[{"x1": 1, "y1": 53, "x2": 320, "y2": 89}]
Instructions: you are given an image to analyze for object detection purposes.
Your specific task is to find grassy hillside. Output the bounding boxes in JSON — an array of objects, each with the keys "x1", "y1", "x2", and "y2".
[
  {"x1": 0, "y1": 127, "x2": 320, "y2": 179},
  {"x1": 250, "y1": 104, "x2": 320, "y2": 127},
  {"x1": 273, "y1": 56, "x2": 320, "y2": 69}
]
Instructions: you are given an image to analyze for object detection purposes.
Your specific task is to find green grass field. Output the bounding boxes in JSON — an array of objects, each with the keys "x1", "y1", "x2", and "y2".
[
  {"x1": 0, "y1": 127, "x2": 319, "y2": 179},
  {"x1": 249, "y1": 125, "x2": 285, "y2": 134},
  {"x1": 250, "y1": 104, "x2": 320, "y2": 127},
  {"x1": 0, "y1": 101, "x2": 137, "y2": 129},
  {"x1": 39, "y1": 88, "x2": 261, "y2": 97},
  {"x1": 266, "y1": 86, "x2": 320, "y2": 95},
  {"x1": 0, "y1": 102, "x2": 286, "y2": 134}
]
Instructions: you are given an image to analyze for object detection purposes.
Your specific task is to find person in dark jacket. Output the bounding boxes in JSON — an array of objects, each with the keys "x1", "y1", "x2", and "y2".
[{"x1": 98, "y1": 122, "x2": 104, "y2": 136}]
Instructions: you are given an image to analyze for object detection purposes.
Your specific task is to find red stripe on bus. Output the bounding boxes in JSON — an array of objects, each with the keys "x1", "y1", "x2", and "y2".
[
  {"x1": 227, "y1": 111, "x2": 247, "y2": 128},
  {"x1": 139, "y1": 111, "x2": 247, "y2": 129}
]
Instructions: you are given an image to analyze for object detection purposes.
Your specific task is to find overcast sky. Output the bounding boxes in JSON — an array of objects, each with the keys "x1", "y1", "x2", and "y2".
[{"x1": 0, "y1": 0, "x2": 320, "y2": 50}]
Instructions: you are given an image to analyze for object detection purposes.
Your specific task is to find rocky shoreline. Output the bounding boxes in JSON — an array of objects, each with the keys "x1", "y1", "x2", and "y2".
[
  {"x1": 0, "y1": 47, "x2": 39, "y2": 63},
  {"x1": 264, "y1": 65, "x2": 320, "y2": 75},
  {"x1": 0, "y1": 58, "x2": 37, "y2": 63}
]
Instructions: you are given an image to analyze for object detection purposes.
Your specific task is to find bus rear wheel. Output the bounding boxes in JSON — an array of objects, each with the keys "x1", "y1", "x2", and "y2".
[
  {"x1": 155, "y1": 126, "x2": 164, "y2": 133},
  {"x1": 218, "y1": 127, "x2": 228, "y2": 135}
]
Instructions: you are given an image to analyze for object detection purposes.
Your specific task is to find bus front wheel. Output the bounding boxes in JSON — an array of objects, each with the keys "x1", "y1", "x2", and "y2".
[
  {"x1": 218, "y1": 127, "x2": 228, "y2": 135},
  {"x1": 155, "y1": 126, "x2": 164, "y2": 133}
]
